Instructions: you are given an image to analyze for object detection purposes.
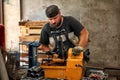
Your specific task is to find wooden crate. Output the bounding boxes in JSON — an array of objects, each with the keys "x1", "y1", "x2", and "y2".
[
  {"x1": 19, "y1": 20, "x2": 47, "y2": 65},
  {"x1": 19, "y1": 20, "x2": 47, "y2": 42},
  {"x1": 19, "y1": 20, "x2": 47, "y2": 40}
]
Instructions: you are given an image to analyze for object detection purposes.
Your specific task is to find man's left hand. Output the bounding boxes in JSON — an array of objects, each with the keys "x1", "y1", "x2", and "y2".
[{"x1": 72, "y1": 46, "x2": 83, "y2": 56}]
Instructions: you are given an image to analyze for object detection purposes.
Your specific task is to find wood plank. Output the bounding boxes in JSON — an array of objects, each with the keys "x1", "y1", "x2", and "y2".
[
  {"x1": 19, "y1": 36, "x2": 40, "y2": 42},
  {"x1": 20, "y1": 26, "x2": 28, "y2": 36},
  {"x1": 19, "y1": 20, "x2": 47, "y2": 26},
  {"x1": 28, "y1": 29, "x2": 41, "y2": 35},
  {"x1": 29, "y1": 26, "x2": 43, "y2": 29},
  {"x1": 20, "y1": 53, "x2": 28, "y2": 57},
  {"x1": 26, "y1": 20, "x2": 47, "y2": 26}
]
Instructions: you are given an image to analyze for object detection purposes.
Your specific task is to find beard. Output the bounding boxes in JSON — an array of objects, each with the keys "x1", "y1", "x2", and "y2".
[
  {"x1": 50, "y1": 18, "x2": 62, "y2": 28},
  {"x1": 50, "y1": 23, "x2": 57, "y2": 28}
]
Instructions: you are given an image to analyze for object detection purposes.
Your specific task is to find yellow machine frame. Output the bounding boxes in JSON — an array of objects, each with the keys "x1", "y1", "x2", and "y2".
[{"x1": 40, "y1": 48, "x2": 84, "y2": 80}]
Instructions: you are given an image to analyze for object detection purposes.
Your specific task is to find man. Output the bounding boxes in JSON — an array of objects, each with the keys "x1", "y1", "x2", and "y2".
[{"x1": 39, "y1": 5, "x2": 89, "y2": 58}]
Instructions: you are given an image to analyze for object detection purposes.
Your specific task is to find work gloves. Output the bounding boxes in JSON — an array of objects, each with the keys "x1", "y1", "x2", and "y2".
[{"x1": 72, "y1": 46, "x2": 83, "y2": 56}]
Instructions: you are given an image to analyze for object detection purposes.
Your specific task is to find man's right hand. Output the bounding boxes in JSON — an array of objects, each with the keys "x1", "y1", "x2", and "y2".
[{"x1": 38, "y1": 44, "x2": 50, "y2": 52}]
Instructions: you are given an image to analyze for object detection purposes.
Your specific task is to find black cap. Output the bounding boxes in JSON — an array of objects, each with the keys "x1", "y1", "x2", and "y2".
[{"x1": 46, "y1": 5, "x2": 60, "y2": 18}]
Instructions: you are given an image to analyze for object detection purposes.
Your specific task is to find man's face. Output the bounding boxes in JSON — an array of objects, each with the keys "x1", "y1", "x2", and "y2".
[{"x1": 48, "y1": 13, "x2": 61, "y2": 28}]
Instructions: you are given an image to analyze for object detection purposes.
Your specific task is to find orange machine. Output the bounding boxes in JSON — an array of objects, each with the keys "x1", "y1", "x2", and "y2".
[{"x1": 40, "y1": 48, "x2": 84, "y2": 80}]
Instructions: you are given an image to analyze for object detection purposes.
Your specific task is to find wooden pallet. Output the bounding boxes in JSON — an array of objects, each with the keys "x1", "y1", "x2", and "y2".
[
  {"x1": 19, "y1": 20, "x2": 47, "y2": 64},
  {"x1": 19, "y1": 21, "x2": 47, "y2": 36},
  {"x1": 19, "y1": 20, "x2": 47, "y2": 42}
]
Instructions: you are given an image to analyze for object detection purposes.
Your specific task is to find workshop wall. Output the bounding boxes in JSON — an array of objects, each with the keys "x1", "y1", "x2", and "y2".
[
  {"x1": 4, "y1": 0, "x2": 120, "y2": 67},
  {"x1": 22, "y1": 0, "x2": 81, "y2": 20},
  {"x1": 79, "y1": 0, "x2": 120, "y2": 68}
]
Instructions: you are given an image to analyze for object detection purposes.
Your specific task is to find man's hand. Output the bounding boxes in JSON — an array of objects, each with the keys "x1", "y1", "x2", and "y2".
[
  {"x1": 39, "y1": 44, "x2": 50, "y2": 52},
  {"x1": 72, "y1": 46, "x2": 83, "y2": 56}
]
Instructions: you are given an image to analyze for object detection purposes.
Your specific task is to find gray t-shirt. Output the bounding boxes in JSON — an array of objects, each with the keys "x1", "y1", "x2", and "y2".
[{"x1": 39, "y1": 16, "x2": 84, "y2": 57}]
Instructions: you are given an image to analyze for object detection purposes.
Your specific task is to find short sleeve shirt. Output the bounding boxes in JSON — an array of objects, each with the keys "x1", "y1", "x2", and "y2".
[{"x1": 39, "y1": 16, "x2": 84, "y2": 48}]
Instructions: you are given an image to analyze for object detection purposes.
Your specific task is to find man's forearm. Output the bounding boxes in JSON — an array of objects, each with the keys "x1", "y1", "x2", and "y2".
[{"x1": 79, "y1": 28, "x2": 89, "y2": 49}]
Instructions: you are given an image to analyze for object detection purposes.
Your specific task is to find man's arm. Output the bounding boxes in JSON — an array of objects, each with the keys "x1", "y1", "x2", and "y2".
[
  {"x1": 72, "y1": 28, "x2": 89, "y2": 56},
  {"x1": 79, "y1": 28, "x2": 89, "y2": 49}
]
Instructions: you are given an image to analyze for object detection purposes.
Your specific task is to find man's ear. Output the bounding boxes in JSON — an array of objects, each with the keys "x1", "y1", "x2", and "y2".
[{"x1": 58, "y1": 11, "x2": 61, "y2": 15}]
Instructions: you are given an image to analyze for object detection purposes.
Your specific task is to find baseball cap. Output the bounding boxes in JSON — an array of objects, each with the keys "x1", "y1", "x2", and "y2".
[{"x1": 45, "y1": 5, "x2": 60, "y2": 18}]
